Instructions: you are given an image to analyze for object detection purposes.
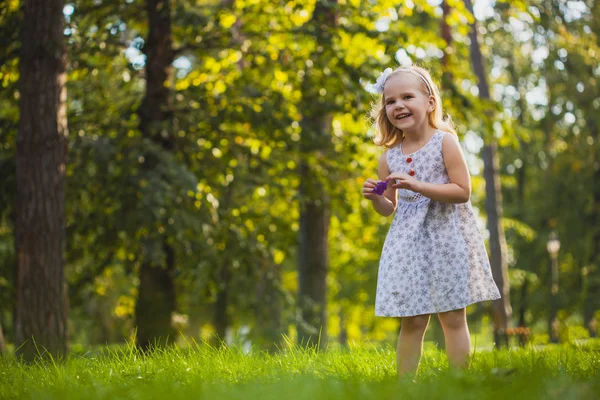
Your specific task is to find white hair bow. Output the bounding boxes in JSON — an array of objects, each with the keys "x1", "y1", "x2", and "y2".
[{"x1": 373, "y1": 68, "x2": 393, "y2": 94}]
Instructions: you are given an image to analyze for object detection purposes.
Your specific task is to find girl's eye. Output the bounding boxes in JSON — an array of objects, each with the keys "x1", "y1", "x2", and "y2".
[
  {"x1": 386, "y1": 100, "x2": 394, "y2": 105},
  {"x1": 404, "y1": 96, "x2": 412, "y2": 100}
]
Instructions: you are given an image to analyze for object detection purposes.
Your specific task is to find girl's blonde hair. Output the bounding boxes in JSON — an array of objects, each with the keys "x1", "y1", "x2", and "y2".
[{"x1": 371, "y1": 66, "x2": 457, "y2": 148}]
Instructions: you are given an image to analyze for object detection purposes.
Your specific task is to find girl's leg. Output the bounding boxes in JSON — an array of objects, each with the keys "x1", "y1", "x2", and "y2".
[
  {"x1": 437, "y1": 308, "x2": 470, "y2": 368},
  {"x1": 396, "y1": 314, "x2": 431, "y2": 376}
]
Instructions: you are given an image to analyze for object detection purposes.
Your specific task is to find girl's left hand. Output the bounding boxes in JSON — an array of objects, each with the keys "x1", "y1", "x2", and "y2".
[{"x1": 386, "y1": 172, "x2": 422, "y2": 193}]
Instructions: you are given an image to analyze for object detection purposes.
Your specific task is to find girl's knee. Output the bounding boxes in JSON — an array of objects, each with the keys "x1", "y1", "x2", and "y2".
[
  {"x1": 401, "y1": 314, "x2": 430, "y2": 334},
  {"x1": 438, "y1": 308, "x2": 467, "y2": 331}
]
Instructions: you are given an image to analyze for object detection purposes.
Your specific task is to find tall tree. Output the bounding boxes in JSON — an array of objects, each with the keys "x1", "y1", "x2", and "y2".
[
  {"x1": 440, "y1": 0, "x2": 453, "y2": 76},
  {"x1": 296, "y1": 0, "x2": 338, "y2": 348},
  {"x1": 14, "y1": 0, "x2": 69, "y2": 361},
  {"x1": 134, "y1": 0, "x2": 177, "y2": 350},
  {"x1": 464, "y1": 0, "x2": 512, "y2": 347}
]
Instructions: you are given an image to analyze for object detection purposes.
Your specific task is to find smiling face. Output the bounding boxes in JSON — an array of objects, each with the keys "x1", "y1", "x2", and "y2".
[{"x1": 383, "y1": 72, "x2": 435, "y2": 135}]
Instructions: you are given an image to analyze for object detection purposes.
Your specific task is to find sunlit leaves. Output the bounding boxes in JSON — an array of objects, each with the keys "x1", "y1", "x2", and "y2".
[{"x1": 336, "y1": 31, "x2": 385, "y2": 67}]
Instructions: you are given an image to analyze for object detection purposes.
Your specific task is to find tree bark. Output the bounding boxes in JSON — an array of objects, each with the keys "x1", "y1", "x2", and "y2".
[
  {"x1": 583, "y1": 268, "x2": 599, "y2": 338},
  {"x1": 481, "y1": 144, "x2": 511, "y2": 347},
  {"x1": 138, "y1": 0, "x2": 174, "y2": 146},
  {"x1": 464, "y1": 0, "x2": 512, "y2": 348},
  {"x1": 0, "y1": 322, "x2": 5, "y2": 354},
  {"x1": 255, "y1": 258, "x2": 283, "y2": 352},
  {"x1": 338, "y1": 312, "x2": 347, "y2": 347},
  {"x1": 440, "y1": 0, "x2": 452, "y2": 72},
  {"x1": 517, "y1": 276, "x2": 528, "y2": 346},
  {"x1": 213, "y1": 268, "x2": 230, "y2": 344},
  {"x1": 296, "y1": 0, "x2": 337, "y2": 349},
  {"x1": 297, "y1": 157, "x2": 330, "y2": 347},
  {"x1": 134, "y1": 0, "x2": 177, "y2": 351},
  {"x1": 134, "y1": 242, "x2": 177, "y2": 350},
  {"x1": 14, "y1": 0, "x2": 69, "y2": 362}
]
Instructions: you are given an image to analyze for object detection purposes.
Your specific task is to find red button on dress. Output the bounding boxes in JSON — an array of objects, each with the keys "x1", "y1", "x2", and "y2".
[
  {"x1": 409, "y1": 170, "x2": 415, "y2": 176},
  {"x1": 406, "y1": 157, "x2": 413, "y2": 163}
]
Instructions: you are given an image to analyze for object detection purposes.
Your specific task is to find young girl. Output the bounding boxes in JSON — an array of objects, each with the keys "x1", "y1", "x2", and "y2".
[{"x1": 362, "y1": 66, "x2": 501, "y2": 375}]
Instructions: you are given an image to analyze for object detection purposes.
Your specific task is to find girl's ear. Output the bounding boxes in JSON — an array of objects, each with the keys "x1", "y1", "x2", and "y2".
[{"x1": 428, "y1": 96, "x2": 436, "y2": 113}]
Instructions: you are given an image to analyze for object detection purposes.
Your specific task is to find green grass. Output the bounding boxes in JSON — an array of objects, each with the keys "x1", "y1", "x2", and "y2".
[{"x1": 1, "y1": 340, "x2": 599, "y2": 399}]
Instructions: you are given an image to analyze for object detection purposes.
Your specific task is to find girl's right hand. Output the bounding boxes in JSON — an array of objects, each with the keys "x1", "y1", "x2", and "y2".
[{"x1": 362, "y1": 178, "x2": 380, "y2": 200}]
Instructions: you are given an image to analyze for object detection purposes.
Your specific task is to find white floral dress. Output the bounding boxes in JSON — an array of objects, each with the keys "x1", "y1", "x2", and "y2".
[{"x1": 375, "y1": 130, "x2": 501, "y2": 317}]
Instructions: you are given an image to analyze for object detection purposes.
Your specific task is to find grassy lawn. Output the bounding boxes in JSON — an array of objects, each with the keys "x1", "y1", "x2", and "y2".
[{"x1": 1, "y1": 339, "x2": 599, "y2": 399}]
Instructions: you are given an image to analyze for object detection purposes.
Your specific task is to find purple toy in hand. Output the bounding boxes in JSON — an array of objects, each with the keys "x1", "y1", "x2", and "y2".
[{"x1": 373, "y1": 180, "x2": 388, "y2": 195}]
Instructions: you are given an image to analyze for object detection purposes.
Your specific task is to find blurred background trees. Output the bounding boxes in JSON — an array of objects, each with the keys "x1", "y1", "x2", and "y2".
[{"x1": 1, "y1": 0, "x2": 598, "y2": 358}]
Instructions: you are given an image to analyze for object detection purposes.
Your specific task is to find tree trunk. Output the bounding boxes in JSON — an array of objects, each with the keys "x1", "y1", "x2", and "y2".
[
  {"x1": 296, "y1": 0, "x2": 337, "y2": 349},
  {"x1": 214, "y1": 261, "x2": 231, "y2": 344},
  {"x1": 0, "y1": 322, "x2": 5, "y2": 354},
  {"x1": 338, "y1": 312, "x2": 347, "y2": 347},
  {"x1": 255, "y1": 258, "x2": 283, "y2": 352},
  {"x1": 134, "y1": 0, "x2": 177, "y2": 350},
  {"x1": 135, "y1": 242, "x2": 177, "y2": 350},
  {"x1": 212, "y1": 176, "x2": 237, "y2": 346},
  {"x1": 583, "y1": 273, "x2": 598, "y2": 338},
  {"x1": 518, "y1": 276, "x2": 528, "y2": 346},
  {"x1": 14, "y1": 0, "x2": 69, "y2": 362},
  {"x1": 138, "y1": 0, "x2": 174, "y2": 143},
  {"x1": 482, "y1": 144, "x2": 511, "y2": 347},
  {"x1": 464, "y1": 0, "x2": 512, "y2": 348},
  {"x1": 297, "y1": 156, "x2": 330, "y2": 348},
  {"x1": 440, "y1": 0, "x2": 452, "y2": 72}
]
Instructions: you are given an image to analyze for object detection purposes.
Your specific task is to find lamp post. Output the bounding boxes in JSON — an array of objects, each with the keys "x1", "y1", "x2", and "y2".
[{"x1": 547, "y1": 232, "x2": 561, "y2": 343}]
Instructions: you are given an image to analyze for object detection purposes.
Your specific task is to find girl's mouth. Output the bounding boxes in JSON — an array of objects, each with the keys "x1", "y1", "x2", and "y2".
[{"x1": 396, "y1": 113, "x2": 412, "y2": 120}]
